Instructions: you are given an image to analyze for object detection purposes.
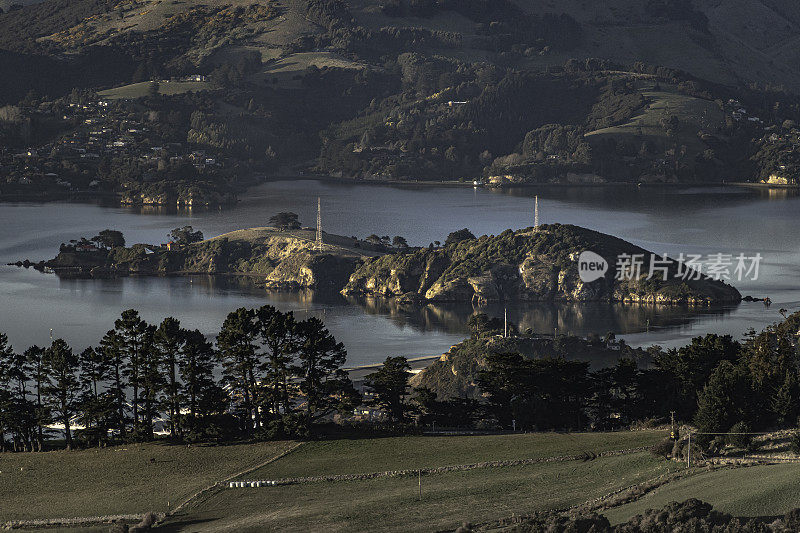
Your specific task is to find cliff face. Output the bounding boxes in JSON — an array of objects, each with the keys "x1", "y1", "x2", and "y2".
[
  {"x1": 43, "y1": 228, "x2": 380, "y2": 291},
  {"x1": 343, "y1": 224, "x2": 741, "y2": 305}
]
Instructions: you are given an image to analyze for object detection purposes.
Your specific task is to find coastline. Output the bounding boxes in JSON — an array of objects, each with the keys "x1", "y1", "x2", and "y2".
[{"x1": 0, "y1": 176, "x2": 789, "y2": 209}]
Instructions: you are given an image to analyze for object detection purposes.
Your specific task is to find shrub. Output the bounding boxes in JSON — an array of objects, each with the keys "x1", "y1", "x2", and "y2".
[
  {"x1": 790, "y1": 431, "x2": 800, "y2": 454},
  {"x1": 650, "y1": 438, "x2": 673, "y2": 458},
  {"x1": 785, "y1": 507, "x2": 800, "y2": 530},
  {"x1": 129, "y1": 512, "x2": 158, "y2": 532},
  {"x1": 727, "y1": 420, "x2": 752, "y2": 449}
]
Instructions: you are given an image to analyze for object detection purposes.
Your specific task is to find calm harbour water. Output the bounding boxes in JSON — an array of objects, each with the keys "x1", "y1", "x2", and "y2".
[{"x1": 1, "y1": 180, "x2": 798, "y2": 366}]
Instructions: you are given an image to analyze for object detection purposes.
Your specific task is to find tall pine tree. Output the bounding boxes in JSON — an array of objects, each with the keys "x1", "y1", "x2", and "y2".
[{"x1": 43, "y1": 340, "x2": 80, "y2": 450}]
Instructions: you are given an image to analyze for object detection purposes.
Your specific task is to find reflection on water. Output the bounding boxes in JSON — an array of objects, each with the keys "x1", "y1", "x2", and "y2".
[
  {"x1": 181, "y1": 277, "x2": 737, "y2": 340},
  {"x1": 2, "y1": 180, "x2": 799, "y2": 366},
  {"x1": 345, "y1": 294, "x2": 735, "y2": 338}
]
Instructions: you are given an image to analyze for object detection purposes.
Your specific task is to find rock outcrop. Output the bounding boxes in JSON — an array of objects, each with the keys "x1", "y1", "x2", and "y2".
[
  {"x1": 342, "y1": 224, "x2": 741, "y2": 305},
  {"x1": 37, "y1": 228, "x2": 382, "y2": 291}
]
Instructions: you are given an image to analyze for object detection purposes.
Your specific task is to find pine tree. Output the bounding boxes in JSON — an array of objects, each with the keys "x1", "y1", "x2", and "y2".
[
  {"x1": 25, "y1": 345, "x2": 48, "y2": 451},
  {"x1": 154, "y1": 317, "x2": 184, "y2": 437},
  {"x1": 695, "y1": 361, "x2": 755, "y2": 441},
  {"x1": 772, "y1": 371, "x2": 800, "y2": 427},
  {"x1": 0, "y1": 334, "x2": 15, "y2": 451},
  {"x1": 114, "y1": 310, "x2": 150, "y2": 436},
  {"x1": 256, "y1": 306, "x2": 297, "y2": 430},
  {"x1": 179, "y1": 329, "x2": 224, "y2": 435},
  {"x1": 9, "y1": 344, "x2": 36, "y2": 450},
  {"x1": 293, "y1": 317, "x2": 358, "y2": 434},
  {"x1": 138, "y1": 326, "x2": 163, "y2": 441},
  {"x1": 77, "y1": 347, "x2": 112, "y2": 447},
  {"x1": 100, "y1": 329, "x2": 128, "y2": 438},
  {"x1": 365, "y1": 356, "x2": 411, "y2": 422},
  {"x1": 217, "y1": 308, "x2": 261, "y2": 433},
  {"x1": 43, "y1": 339, "x2": 80, "y2": 450}
]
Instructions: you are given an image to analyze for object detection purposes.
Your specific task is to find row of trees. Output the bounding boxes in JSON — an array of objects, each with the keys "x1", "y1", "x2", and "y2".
[
  {"x1": 366, "y1": 311, "x2": 800, "y2": 441},
  {"x1": 0, "y1": 306, "x2": 357, "y2": 451},
  {"x1": 6, "y1": 303, "x2": 799, "y2": 451}
]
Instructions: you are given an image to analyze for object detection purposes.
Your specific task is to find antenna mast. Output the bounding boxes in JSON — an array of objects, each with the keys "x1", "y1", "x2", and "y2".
[
  {"x1": 534, "y1": 195, "x2": 539, "y2": 228},
  {"x1": 316, "y1": 197, "x2": 323, "y2": 251}
]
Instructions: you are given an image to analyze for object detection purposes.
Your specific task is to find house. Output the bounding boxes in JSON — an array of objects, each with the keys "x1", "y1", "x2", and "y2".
[
  {"x1": 76, "y1": 242, "x2": 99, "y2": 252},
  {"x1": 764, "y1": 174, "x2": 790, "y2": 185}
]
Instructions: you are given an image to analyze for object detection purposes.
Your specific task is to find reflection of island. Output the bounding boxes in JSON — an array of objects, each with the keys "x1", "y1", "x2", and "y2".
[
  {"x1": 344, "y1": 295, "x2": 736, "y2": 340},
  {"x1": 47, "y1": 271, "x2": 737, "y2": 356}
]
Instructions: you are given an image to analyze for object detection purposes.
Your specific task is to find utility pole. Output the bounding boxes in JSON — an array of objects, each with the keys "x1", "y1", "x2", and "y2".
[
  {"x1": 504, "y1": 307, "x2": 508, "y2": 338},
  {"x1": 316, "y1": 197, "x2": 322, "y2": 251},
  {"x1": 418, "y1": 469, "x2": 422, "y2": 500}
]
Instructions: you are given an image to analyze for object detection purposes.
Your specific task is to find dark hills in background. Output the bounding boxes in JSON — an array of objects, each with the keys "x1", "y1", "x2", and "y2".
[
  {"x1": 6, "y1": 0, "x2": 800, "y2": 94},
  {"x1": 3, "y1": 0, "x2": 800, "y2": 187}
]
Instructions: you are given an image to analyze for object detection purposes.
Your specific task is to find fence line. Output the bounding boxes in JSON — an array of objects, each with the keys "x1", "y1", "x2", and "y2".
[{"x1": 226, "y1": 446, "x2": 651, "y2": 488}]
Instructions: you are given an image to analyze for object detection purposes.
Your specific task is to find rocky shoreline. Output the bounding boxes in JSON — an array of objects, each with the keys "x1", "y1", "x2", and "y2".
[
  {"x1": 13, "y1": 224, "x2": 742, "y2": 306},
  {"x1": 342, "y1": 225, "x2": 741, "y2": 306}
]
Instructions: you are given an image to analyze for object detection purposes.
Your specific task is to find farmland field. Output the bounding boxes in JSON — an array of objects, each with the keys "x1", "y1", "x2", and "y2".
[
  {"x1": 0, "y1": 431, "x2": 665, "y2": 526},
  {"x1": 0, "y1": 440, "x2": 296, "y2": 521},
  {"x1": 163, "y1": 452, "x2": 678, "y2": 532},
  {"x1": 604, "y1": 462, "x2": 800, "y2": 524},
  {"x1": 237, "y1": 430, "x2": 667, "y2": 480},
  {"x1": 585, "y1": 84, "x2": 726, "y2": 155},
  {"x1": 98, "y1": 80, "x2": 214, "y2": 100}
]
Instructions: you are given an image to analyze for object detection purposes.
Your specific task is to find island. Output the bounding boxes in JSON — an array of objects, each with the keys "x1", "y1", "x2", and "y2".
[
  {"x1": 342, "y1": 224, "x2": 741, "y2": 305},
  {"x1": 16, "y1": 224, "x2": 741, "y2": 305}
]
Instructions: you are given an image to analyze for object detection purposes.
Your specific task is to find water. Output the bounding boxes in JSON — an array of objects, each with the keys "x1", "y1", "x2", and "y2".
[{"x1": 1, "y1": 180, "x2": 798, "y2": 365}]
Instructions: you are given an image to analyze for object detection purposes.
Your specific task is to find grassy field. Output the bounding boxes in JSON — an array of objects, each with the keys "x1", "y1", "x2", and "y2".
[
  {"x1": 604, "y1": 463, "x2": 800, "y2": 524},
  {"x1": 0, "y1": 440, "x2": 295, "y2": 521},
  {"x1": 164, "y1": 451, "x2": 677, "y2": 532},
  {"x1": 98, "y1": 80, "x2": 214, "y2": 100},
  {"x1": 585, "y1": 83, "x2": 726, "y2": 156},
  {"x1": 0, "y1": 431, "x2": 668, "y2": 529},
  {"x1": 238, "y1": 430, "x2": 666, "y2": 480}
]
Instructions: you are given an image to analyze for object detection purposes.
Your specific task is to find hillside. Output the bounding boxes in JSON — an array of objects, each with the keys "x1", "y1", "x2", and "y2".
[
  {"x1": 343, "y1": 224, "x2": 742, "y2": 305},
  {"x1": 4, "y1": 0, "x2": 800, "y2": 196},
  {"x1": 410, "y1": 334, "x2": 644, "y2": 399},
  {"x1": 36, "y1": 227, "x2": 384, "y2": 291}
]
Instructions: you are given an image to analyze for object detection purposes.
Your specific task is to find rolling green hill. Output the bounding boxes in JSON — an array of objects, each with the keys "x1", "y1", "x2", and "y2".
[{"x1": 604, "y1": 462, "x2": 800, "y2": 523}]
